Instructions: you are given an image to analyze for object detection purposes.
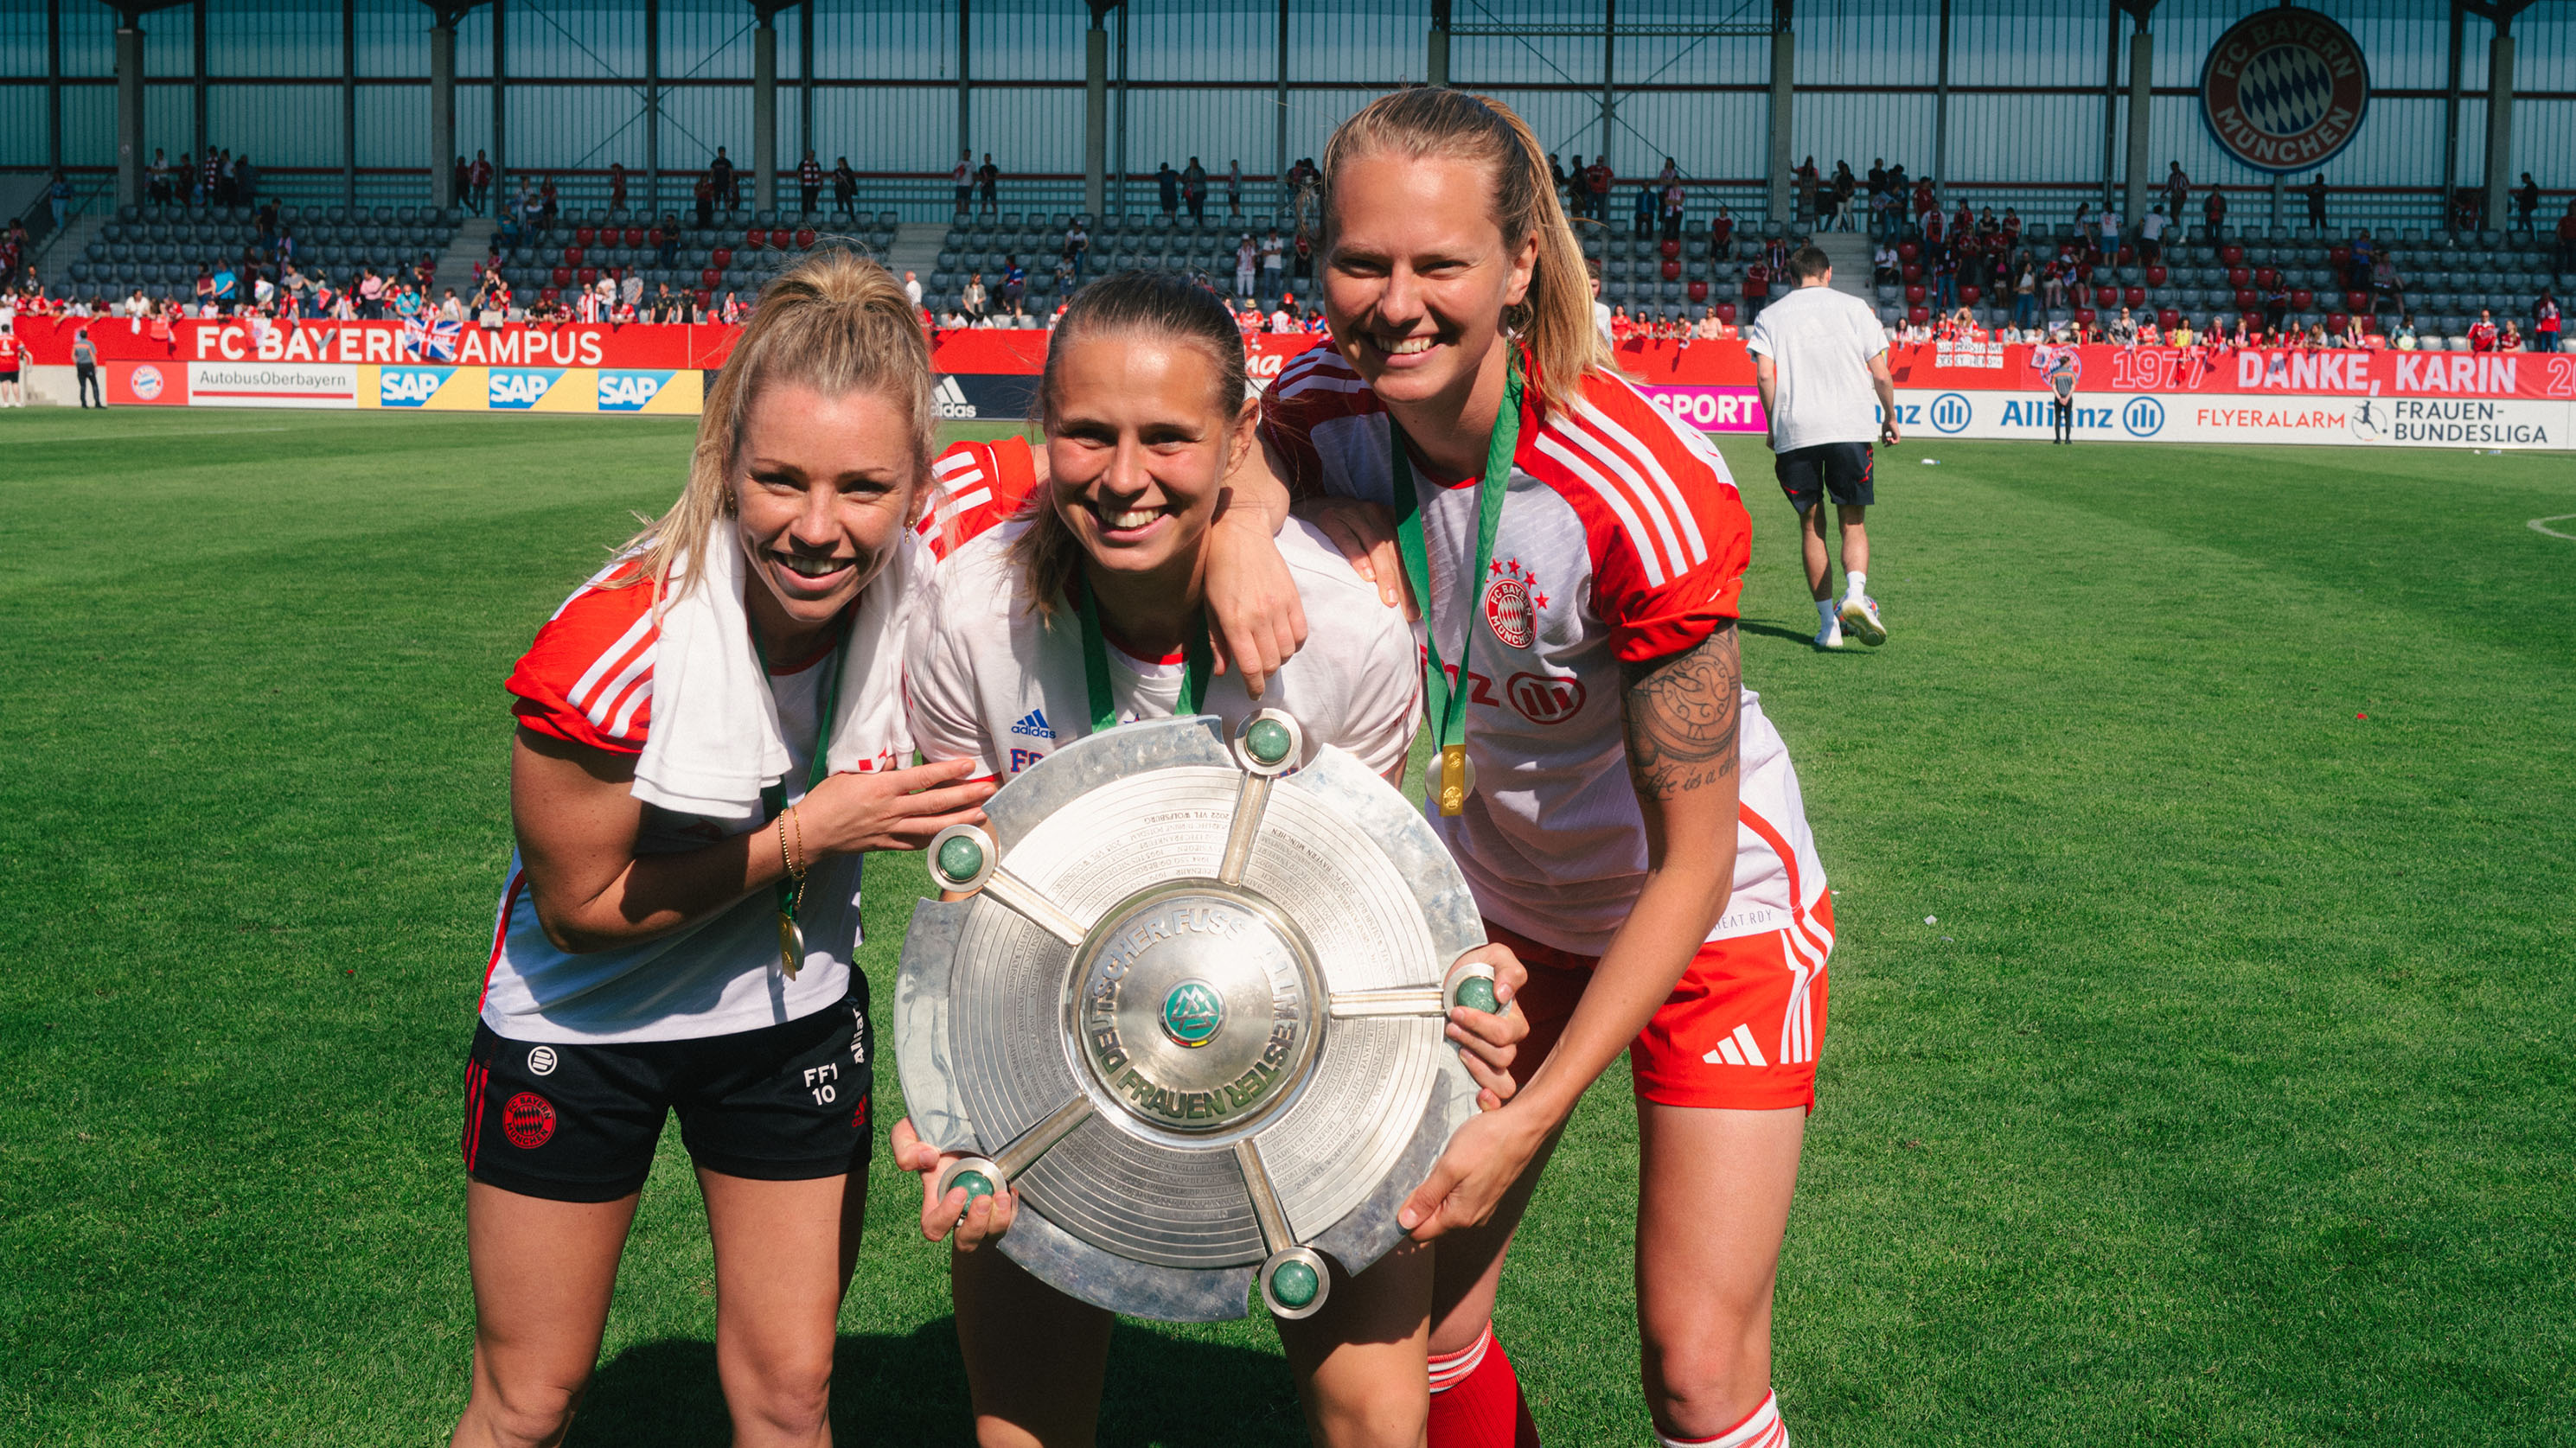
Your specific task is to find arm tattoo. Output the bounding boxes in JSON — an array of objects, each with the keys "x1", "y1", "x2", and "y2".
[{"x1": 1619, "y1": 624, "x2": 1742, "y2": 801}]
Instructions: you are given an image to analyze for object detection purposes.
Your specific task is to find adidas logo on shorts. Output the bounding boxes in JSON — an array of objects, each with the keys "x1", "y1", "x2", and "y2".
[
  {"x1": 1702, "y1": 1024, "x2": 1769, "y2": 1068},
  {"x1": 1010, "y1": 708, "x2": 1052, "y2": 739}
]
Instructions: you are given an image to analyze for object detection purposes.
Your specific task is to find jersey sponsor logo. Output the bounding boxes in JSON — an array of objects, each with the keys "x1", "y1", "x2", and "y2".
[
  {"x1": 526, "y1": 1045, "x2": 559, "y2": 1076},
  {"x1": 502, "y1": 1091, "x2": 557, "y2": 1148},
  {"x1": 2199, "y1": 8, "x2": 2370, "y2": 174},
  {"x1": 1506, "y1": 671, "x2": 1587, "y2": 726},
  {"x1": 1701, "y1": 1023, "x2": 1770, "y2": 1068},
  {"x1": 489, "y1": 367, "x2": 563, "y2": 410},
  {"x1": 1010, "y1": 708, "x2": 1053, "y2": 739},
  {"x1": 131, "y1": 364, "x2": 165, "y2": 400},
  {"x1": 379, "y1": 366, "x2": 445, "y2": 406},
  {"x1": 1482, "y1": 560, "x2": 1546, "y2": 650},
  {"x1": 598, "y1": 369, "x2": 672, "y2": 411}
]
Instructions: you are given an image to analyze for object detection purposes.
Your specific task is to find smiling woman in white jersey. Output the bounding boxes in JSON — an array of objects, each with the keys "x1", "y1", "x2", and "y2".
[
  {"x1": 1202, "y1": 90, "x2": 1836, "y2": 1448},
  {"x1": 455, "y1": 253, "x2": 995, "y2": 1448},
  {"x1": 890, "y1": 271, "x2": 1530, "y2": 1448}
]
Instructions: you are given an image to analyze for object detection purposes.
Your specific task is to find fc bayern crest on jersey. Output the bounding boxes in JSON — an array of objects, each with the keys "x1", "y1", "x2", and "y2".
[
  {"x1": 1484, "y1": 560, "x2": 1544, "y2": 650},
  {"x1": 2199, "y1": 8, "x2": 2370, "y2": 175}
]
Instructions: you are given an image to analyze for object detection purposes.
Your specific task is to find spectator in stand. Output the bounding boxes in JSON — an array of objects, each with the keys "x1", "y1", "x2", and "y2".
[
  {"x1": 1584, "y1": 153, "x2": 1612, "y2": 222},
  {"x1": 1743, "y1": 252, "x2": 1772, "y2": 321},
  {"x1": 2534, "y1": 290, "x2": 2560, "y2": 353},
  {"x1": 1931, "y1": 243, "x2": 1958, "y2": 311},
  {"x1": 799, "y1": 150, "x2": 822, "y2": 213},
  {"x1": 1659, "y1": 163, "x2": 1686, "y2": 243},
  {"x1": 950, "y1": 151, "x2": 973, "y2": 217},
  {"x1": 2557, "y1": 200, "x2": 2576, "y2": 272},
  {"x1": 608, "y1": 162, "x2": 627, "y2": 214},
  {"x1": 2304, "y1": 172, "x2": 2328, "y2": 230},
  {"x1": 976, "y1": 153, "x2": 1000, "y2": 218},
  {"x1": 1000, "y1": 256, "x2": 1026, "y2": 310},
  {"x1": 1234, "y1": 233, "x2": 1258, "y2": 297},
  {"x1": 2370, "y1": 252, "x2": 2406, "y2": 316},
  {"x1": 539, "y1": 175, "x2": 559, "y2": 234},
  {"x1": 2203, "y1": 187, "x2": 2228, "y2": 235},
  {"x1": 2012, "y1": 255, "x2": 2039, "y2": 330},
  {"x1": 2138, "y1": 206, "x2": 2168, "y2": 263},
  {"x1": 1259, "y1": 227, "x2": 1283, "y2": 290},
  {"x1": 1182, "y1": 158, "x2": 1208, "y2": 221},
  {"x1": 2263, "y1": 273, "x2": 2291, "y2": 333},
  {"x1": 2501, "y1": 320, "x2": 2525, "y2": 352},
  {"x1": 712, "y1": 146, "x2": 739, "y2": 208},
  {"x1": 146, "y1": 147, "x2": 171, "y2": 204},
  {"x1": 1157, "y1": 161, "x2": 1180, "y2": 219},
  {"x1": 1710, "y1": 206, "x2": 1735, "y2": 262},
  {"x1": 2512, "y1": 172, "x2": 2540, "y2": 231},
  {"x1": 1227, "y1": 160, "x2": 1243, "y2": 219},
  {"x1": 469, "y1": 150, "x2": 494, "y2": 215},
  {"x1": 962, "y1": 271, "x2": 988, "y2": 325},
  {"x1": 694, "y1": 173, "x2": 716, "y2": 229},
  {"x1": 832, "y1": 156, "x2": 858, "y2": 218},
  {"x1": 1549, "y1": 152, "x2": 1570, "y2": 210},
  {"x1": 1064, "y1": 219, "x2": 1089, "y2": 283},
  {"x1": 620, "y1": 268, "x2": 643, "y2": 316},
  {"x1": 1292, "y1": 227, "x2": 1312, "y2": 280},
  {"x1": 1289, "y1": 157, "x2": 1321, "y2": 237},
  {"x1": 2098, "y1": 203, "x2": 2121, "y2": 254},
  {"x1": 1872, "y1": 239, "x2": 1898, "y2": 286},
  {"x1": 2469, "y1": 309, "x2": 2497, "y2": 352},
  {"x1": 903, "y1": 269, "x2": 923, "y2": 310}
]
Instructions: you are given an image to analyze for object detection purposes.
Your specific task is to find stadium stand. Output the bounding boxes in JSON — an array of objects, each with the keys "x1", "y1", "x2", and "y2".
[{"x1": 64, "y1": 201, "x2": 457, "y2": 299}]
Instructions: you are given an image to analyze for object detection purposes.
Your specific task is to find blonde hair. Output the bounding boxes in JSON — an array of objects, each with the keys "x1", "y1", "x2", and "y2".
[
  {"x1": 1319, "y1": 88, "x2": 1613, "y2": 409},
  {"x1": 614, "y1": 250, "x2": 934, "y2": 597},
  {"x1": 1008, "y1": 271, "x2": 1250, "y2": 622}
]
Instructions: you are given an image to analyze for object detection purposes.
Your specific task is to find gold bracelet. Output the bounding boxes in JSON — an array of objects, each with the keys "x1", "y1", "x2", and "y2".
[
  {"x1": 777, "y1": 810, "x2": 804, "y2": 883},
  {"x1": 789, "y1": 805, "x2": 809, "y2": 879}
]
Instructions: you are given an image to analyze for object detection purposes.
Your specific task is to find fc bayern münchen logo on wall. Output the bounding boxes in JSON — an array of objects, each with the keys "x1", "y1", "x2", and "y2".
[{"x1": 2199, "y1": 7, "x2": 2371, "y2": 174}]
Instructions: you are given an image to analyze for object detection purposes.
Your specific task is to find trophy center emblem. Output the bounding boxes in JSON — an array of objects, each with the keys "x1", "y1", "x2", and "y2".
[{"x1": 1160, "y1": 980, "x2": 1225, "y2": 1047}]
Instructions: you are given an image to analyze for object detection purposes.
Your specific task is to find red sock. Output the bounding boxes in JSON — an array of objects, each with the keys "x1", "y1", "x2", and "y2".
[{"x1": 1426, "y1": 1327, "x2": 1541, "y2": 1448}]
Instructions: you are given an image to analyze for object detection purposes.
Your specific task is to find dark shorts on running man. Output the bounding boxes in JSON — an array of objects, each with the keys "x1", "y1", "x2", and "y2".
[
  {"x1": 1774, "y1": 441, "x2": 1875, "y2": 512},
  {"x1": 461, "y1": 985, "x2": 874, "y2": 1203}
]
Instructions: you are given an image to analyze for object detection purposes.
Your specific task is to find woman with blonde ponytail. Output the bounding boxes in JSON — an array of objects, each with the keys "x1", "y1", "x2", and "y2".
[
  {"x1": 1204, "y1": 90, "x2": 1838, "y2": 1448},
  {"x1": 451, "y1": 252, "x2": 994, "y2": 1448}
]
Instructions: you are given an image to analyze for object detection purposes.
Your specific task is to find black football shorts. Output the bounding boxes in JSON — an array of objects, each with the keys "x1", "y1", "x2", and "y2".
[
  {"x1": 1775, "y1": 441, "x2": 1876, "y2": 512},
  {"x1": 462, "y1": 985, "x2": 873, "y2": 1203}
]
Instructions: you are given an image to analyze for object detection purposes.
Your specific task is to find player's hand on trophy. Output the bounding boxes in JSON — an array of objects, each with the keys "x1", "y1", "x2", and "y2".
[
  {"x1": 794, "y1": 757, "x2": 994, "y2": 858},
  {"x1": 891, "y1": 1115, "x2": 1018, "y2": 1249},
  {"x1": 1205, "y1": 502, "x2": 1308, "y2": 698},
  {"x1": 1395, "y1": 1105, "x2": 1553, "y2": 1243},
  {"x1": 1297, "y1": 496, "x2": 1416, "y2": 619},
  {"x1": 1444, "y1": 942, "x2": 1528, "y2": 1112}
]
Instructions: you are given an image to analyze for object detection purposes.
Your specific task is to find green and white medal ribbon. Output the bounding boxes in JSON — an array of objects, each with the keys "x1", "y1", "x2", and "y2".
[
  {"x1": 1390, "y1": 354, "x2": 1525, "y2": 816},
  {"x1": 752, "y1": 628, "x2": 844, "y2": 979},
  {"x1": 1077, "y1": 579, "x2": 1213, "y2": 735}
]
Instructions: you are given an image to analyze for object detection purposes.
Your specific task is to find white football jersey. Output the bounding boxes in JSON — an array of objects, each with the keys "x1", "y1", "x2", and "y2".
[
  {"x1": 907, "y1": 512, "x2": 1418, "y2": 784},
  {"x1": 1261, "y1": 347, "x2": 1828, "y2": 954}
]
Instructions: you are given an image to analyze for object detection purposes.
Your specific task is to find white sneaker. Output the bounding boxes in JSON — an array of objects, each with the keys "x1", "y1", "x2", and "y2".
[
  {"x1": 1838, "y1": 595, "x2": 1888, "y2": 646},
  {"x1": 1813, "y1": 619, "x2": 1844, "y2": 649}
]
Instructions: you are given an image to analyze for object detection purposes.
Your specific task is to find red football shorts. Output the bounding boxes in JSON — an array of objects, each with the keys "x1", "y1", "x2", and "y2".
[{"x1": 1489, "y1": 892, "x2": 1831, "y2": 1112}]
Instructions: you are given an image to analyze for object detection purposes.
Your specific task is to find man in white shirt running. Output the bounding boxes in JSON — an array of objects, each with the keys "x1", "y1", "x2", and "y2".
[{"x1": 1747, "y1": 244, "x2": 1899, "y2": 648}]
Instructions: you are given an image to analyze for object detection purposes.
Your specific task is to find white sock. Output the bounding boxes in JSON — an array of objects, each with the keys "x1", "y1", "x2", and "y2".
[
  {"x1": 1816, "y1": 598, "x2": 1838, "y2": 629},
  {"x1": 1844, "y1": 571, "x2": 1867, "y2": 603},
  {"x1": 1659, "y1": 1387, "x2": 1787, "y2": 1448}
]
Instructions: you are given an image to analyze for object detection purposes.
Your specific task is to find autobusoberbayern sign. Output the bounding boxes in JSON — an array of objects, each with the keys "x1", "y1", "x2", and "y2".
[{"x1": 2199, "y1": 7, "x2": 2371, "y2": 174}]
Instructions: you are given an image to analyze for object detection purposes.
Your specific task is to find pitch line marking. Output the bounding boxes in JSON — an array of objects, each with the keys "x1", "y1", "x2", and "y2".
[
  {"x1": 15, "y1": 426, "x2": 293, "y2": 444},
  {"x1": 2529, "y1": 515, "x2": 2576, "y2": 541}
]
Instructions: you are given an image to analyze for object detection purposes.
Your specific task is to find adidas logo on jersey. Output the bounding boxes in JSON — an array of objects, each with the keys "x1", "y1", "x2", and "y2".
[
  {"x1": 1702, "y1": 1024, "x2": 1769, "y2": 1068},
  {"x1": 1010, "y1": 709, "x2": 1052, "y2": 739},
  {"x1": 933, "y1": 375, "x2": 978, "y2": 420}
]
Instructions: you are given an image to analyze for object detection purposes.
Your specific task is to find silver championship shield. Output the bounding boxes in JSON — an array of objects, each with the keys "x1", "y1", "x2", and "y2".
[{"x1": 897, "y1": 711, "x2": 1494, "y2": 1322}]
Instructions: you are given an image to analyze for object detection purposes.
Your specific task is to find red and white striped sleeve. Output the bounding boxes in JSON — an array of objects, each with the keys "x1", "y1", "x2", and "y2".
[
  {"x1": 1256, "y1": 345, "x2": 1380, "y2": 502},
  {"x1": 917, "y1": 435, "x2": 1042, "y2": 561},
  {"x1": 1525, "y1": 375, "x2": 1753, "y2": 663},
  {"x1": 505, "y1": 572, "x2": 659, "y2": 753}
]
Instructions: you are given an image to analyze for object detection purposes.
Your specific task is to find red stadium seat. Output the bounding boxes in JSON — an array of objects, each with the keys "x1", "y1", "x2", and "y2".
[
  {"x1": 700, "y1": 268, "x2": 721, "y2": 290},
  {"x1": 711, "y1": 247, "x2": 733, "y2": 268},
  {"x1": 1902, "y1": 262, "x2": 1921, "y2": 284},
  {"x1": 552, "y1": 266, "x2": 572, "y2": 286},
  {"x1": 1898, "y1": 240, "x2": 1920, "y2": 262},
  {"x1": 2254, "y1": 266, "x2": 2278, "y2": 287},
  {"x1": 2328, "y1": 311, "x2": 2349, "y2": 331},
  {"x1": 1686, "y1": 280, "x2": 1709, "y2": 303},
  {"x1": 2345, "y1": 291, "x2": 2370, "y2": 314},
  {"x1": 2076, "y1": 307, "x2": 2097, "y2": 325},
  {"x1": 541, "y1": 287, "x2": 560, "y2": 303},
  {"x1": 2235, "y1": 288, "x2": 2258, "y2": 309},
  {"x1": 2116, "y1": 245, "x2": 2137, "y2": 265},
  {"x1": 2157, "y1": 308, "x2": 2179, "y2": 329},
  {"x1": 1959, "y1": 284, "x2": 1981, "y2": 306},
  {"x1": 1659, "y1": 239, "x2": 1679, "y2": 259},
  {"x1": 2228, "y1": 266, "x2": 2250, "y2": 288},
  {"x1": 1905, "y1": 284, "x2": 1926, "y2": 305},
  {"x1": 575, "y1": 226, "x2": 596, "y2": 246},
  {"x1": 577, "y1": 266, "x2": 598, "y2": 284},
  {"x1": 694, "y1": 289, "x2": 713, "y2": 309},
  {"x1": 623, "y1": 226, "x2": 646, "y2": 247},
  {"x1": 648, "y1": 226, "x2": 666, "y2": 246},
  {"x1": 2095, "y1": 285, "x2": 2119, "y2": 308},
  {"x1": 2291, "y1": 289, "x2": 2314, "y2": 309},
  {"x1": 1907, "y1": 305, "x2": 1930, "y2": 324},
  {"x1": 1716, "y1": 302, "x2": 1737, "y2": 323},
  {"x1": 1660, "y1": 259, "x2": 1681, "y2": 281},
  {"x1": 2221, "y1": 244, "x2": 2244, "y2": 265},
  {"x1": 745, "y1": 228, "x2": 767, "y2": 249},
  {"x1": 795, "y1": 227, "x2": 815, "y2": 248},
  {"x1": 2145, "y1": 265, "x2": 2167, "y2": 286},
  {"x1": 2123, "y1": 286, "x2": 2146, "y2": 308},
  {"x1": 563, "y1": 246, "x2": 584, "y2": 267},
  {"x1": 2329, "y1": 246, "x2": 2350, "y2": 267}
]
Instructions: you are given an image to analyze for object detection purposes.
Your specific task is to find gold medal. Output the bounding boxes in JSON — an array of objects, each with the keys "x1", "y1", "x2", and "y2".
[
  {"x1": 1432, "y1": 743, "x2": 1473, "y2": 817},
  {"x1": 777, "y1": 911, "x2": 805, "y2": 979}
]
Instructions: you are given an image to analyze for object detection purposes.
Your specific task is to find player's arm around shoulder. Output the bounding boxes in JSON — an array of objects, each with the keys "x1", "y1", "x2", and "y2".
[{"x1": 1275, "y1": 518, "x2": 1421, "y2": 784}]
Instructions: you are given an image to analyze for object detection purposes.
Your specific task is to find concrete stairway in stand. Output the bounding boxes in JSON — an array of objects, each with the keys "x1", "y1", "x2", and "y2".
[
  {"x1": 1811, "y1": 228, "x2": 1876, "y2": 303},
  {"x1": 434, "y1": 218, "x2": 495, "y2": 302},
  {"x1": 881, "y1": 223, "x2": 948, "y2": 295}
]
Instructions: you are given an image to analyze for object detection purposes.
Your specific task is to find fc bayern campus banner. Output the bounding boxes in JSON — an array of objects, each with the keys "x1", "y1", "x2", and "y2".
[{"x1": 15, "y1": 317, "x2": 2569, "y2": 449}]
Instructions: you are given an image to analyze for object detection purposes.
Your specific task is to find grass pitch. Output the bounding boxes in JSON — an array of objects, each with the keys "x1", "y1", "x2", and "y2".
[{"x1": 2, "y1": 408, "x2": 2571, "y2": 1446}]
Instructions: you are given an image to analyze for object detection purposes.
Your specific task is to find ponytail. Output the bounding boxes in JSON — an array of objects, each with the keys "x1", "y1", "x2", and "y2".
[
  {"x1": 616, "y1": 249, "x2": 934, "y2": 598},
  {"x1": 1319, "y1": 88, "x2": 1612, "y2": 409}
]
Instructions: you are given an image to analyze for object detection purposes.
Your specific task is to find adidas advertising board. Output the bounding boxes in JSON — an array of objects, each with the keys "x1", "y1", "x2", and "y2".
[{"x1": 931, "y1": 373, "x2": 1039, "y2": 422}]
